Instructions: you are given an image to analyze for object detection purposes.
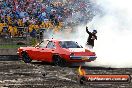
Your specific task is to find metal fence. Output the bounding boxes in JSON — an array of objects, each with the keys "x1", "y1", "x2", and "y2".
[{"x1": 0, "y1": 27, "x2": 48, "y2": 47}]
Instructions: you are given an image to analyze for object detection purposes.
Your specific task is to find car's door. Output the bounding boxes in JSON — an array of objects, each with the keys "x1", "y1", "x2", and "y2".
[
  {"x1": 30, "y1": 41, "x2": 47, "y2": 60},
  {"x1": 27, "y1": 47, "x2": 40, "y2": 60},
  {"x1": 40, "y1": 41, "x2": 56, "y2": 62},
  {"x1": 35, "y1": 40, "x2": 49, "y2": 61}
]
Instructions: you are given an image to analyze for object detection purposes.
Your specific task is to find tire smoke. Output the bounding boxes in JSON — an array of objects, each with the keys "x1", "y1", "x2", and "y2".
[
  {"x1": 47, "y1": 0, "x2": 132, "y2": 68},
  {"x1": 84, "y1": 0, "x2": 132, "y2": 68}
]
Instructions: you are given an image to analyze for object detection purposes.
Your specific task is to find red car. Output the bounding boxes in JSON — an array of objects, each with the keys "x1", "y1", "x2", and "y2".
[{"x1": 17, "y1": 39, "x2": 97, "y2": 66}]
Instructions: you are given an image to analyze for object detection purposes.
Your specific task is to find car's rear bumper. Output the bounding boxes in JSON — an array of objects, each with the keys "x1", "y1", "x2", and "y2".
[{"x1": 70, "y1": 56, "x2": 96, "y2": 62}]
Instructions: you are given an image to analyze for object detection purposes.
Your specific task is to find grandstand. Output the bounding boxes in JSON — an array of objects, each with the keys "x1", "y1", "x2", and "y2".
[{"x1": 0, "y1": 0, "x2": 95, "y2": 46}]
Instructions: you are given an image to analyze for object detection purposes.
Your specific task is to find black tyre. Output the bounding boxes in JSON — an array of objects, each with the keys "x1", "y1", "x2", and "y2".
[
  {"x1": 78, "y1": 76, "x2": 86, "y2": 85},
  {"x1": 53, "y1": 55, "x2": 67, "y2": 67},
  {"x1": 22, "y1": 52, "x2": 32, "y2": 63}
]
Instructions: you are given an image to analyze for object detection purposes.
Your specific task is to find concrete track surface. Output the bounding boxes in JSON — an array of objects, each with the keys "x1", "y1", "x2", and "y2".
[{"x1": 0, "y1": 60, "x2": 132, "y2": 88}]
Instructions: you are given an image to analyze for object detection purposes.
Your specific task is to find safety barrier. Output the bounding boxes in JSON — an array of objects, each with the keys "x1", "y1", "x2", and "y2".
[{"x1": 0, "y1": 55, "x2": 19, "y2": 61}]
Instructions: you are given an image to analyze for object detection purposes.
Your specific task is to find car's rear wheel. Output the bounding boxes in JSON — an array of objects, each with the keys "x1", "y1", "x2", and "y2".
[
  {"x1": 78, "y1": 76, "x2": 86, "y2": 85},
  {"x1": 53, "y1": 55, "x2": 67, "y2": 67},
  {"x1": 22, "y1": 52, "x2": 32, "y2": 63}
]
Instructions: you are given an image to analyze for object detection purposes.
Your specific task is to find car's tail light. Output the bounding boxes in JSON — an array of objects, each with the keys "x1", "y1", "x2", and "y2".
[{"x1": 92, "y1": 52, "x2": 96, "y2": 55}]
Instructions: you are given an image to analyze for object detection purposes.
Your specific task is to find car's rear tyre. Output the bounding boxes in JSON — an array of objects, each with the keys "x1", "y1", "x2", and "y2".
[
  {"x1": 22, "y1": 52, "x2": 32, "y2": 63},
  {"x1": 78, "y1": 76, "x2": 86, "y2": 85},
  {"x1": 53, "y1": 55, "x2": 67, "y2": 67}
]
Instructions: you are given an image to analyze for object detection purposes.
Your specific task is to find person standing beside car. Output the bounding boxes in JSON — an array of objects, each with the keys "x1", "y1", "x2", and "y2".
[{"x1": 86, "y1": 26, "x2": 97, "y2": 49}]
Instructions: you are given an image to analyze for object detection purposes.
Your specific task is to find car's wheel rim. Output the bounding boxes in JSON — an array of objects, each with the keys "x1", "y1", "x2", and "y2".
[
  {"x1": 54, "y1": 57, "x2": 60, "y2": 65},
  {"x1": 54, "y1": 57, "x2": 66, "y2": 67}
]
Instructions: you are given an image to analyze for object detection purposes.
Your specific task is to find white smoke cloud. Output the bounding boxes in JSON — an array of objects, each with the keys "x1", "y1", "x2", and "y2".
[
  {"x1": 84, "y1": 0, "x2": 132, "y2": 68},
  {"x1": 47, "y1": 0, "x2": 132, "y2": 68}
]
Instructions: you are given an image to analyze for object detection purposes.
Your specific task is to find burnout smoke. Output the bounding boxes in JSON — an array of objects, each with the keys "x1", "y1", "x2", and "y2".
[
  {"x1": 84, "y1": 0, "x2": 132, "y2": 68},
  {"x1": 46, "y1": 0, "x2": 132, "y2": 68}
]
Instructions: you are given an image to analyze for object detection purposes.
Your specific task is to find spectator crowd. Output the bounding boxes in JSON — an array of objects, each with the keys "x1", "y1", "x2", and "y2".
[{"x1": 0, "y1": 0, "x2": 95, "y2": 38}]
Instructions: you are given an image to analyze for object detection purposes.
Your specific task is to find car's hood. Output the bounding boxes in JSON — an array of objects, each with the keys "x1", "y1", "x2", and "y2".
[{"x1": 19, "y1": 46, "x2": 34, "y2": 50}]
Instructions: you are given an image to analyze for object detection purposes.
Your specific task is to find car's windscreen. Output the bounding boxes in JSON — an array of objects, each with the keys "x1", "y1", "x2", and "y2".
[{"x1": 59, "y1": 41, "x2": 82, "y2": 48}]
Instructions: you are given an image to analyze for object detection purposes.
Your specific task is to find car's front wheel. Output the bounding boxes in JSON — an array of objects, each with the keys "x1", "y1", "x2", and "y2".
[
  {"x1": 53, "y1": 55, "x2": 67, "y2": 67},
  {"x1": 21, "y1": 52, "x2": 32, "y2": 63}
]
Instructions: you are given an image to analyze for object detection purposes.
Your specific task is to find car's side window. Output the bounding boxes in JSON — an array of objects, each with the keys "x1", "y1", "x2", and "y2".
[
  {"x1": 46, "y1": 41, "x2": 56, "y2": 48},
  {"x1": 39, "y1": 40, "x2": 49, "y2": 48}
]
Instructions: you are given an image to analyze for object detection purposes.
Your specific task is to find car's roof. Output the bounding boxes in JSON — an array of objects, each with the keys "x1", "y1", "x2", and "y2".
[
  {"x1": 43, "y1": 39, "x2": 59, "y2": 42},
  {"x1": 43, "y1": 39, "x2": 75, "y2": 42}
]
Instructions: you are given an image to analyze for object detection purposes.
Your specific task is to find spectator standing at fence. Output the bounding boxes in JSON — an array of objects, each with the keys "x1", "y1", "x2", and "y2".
[
  {"x1": 54, "y1": 16, "x2": 59, "y2": 26},
  {"x1": 30, "y1": 28, "x2": 37, "y2": 38},
  {"x1": 50, "y1": 11, "x2": 56, "y2": 24}
]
